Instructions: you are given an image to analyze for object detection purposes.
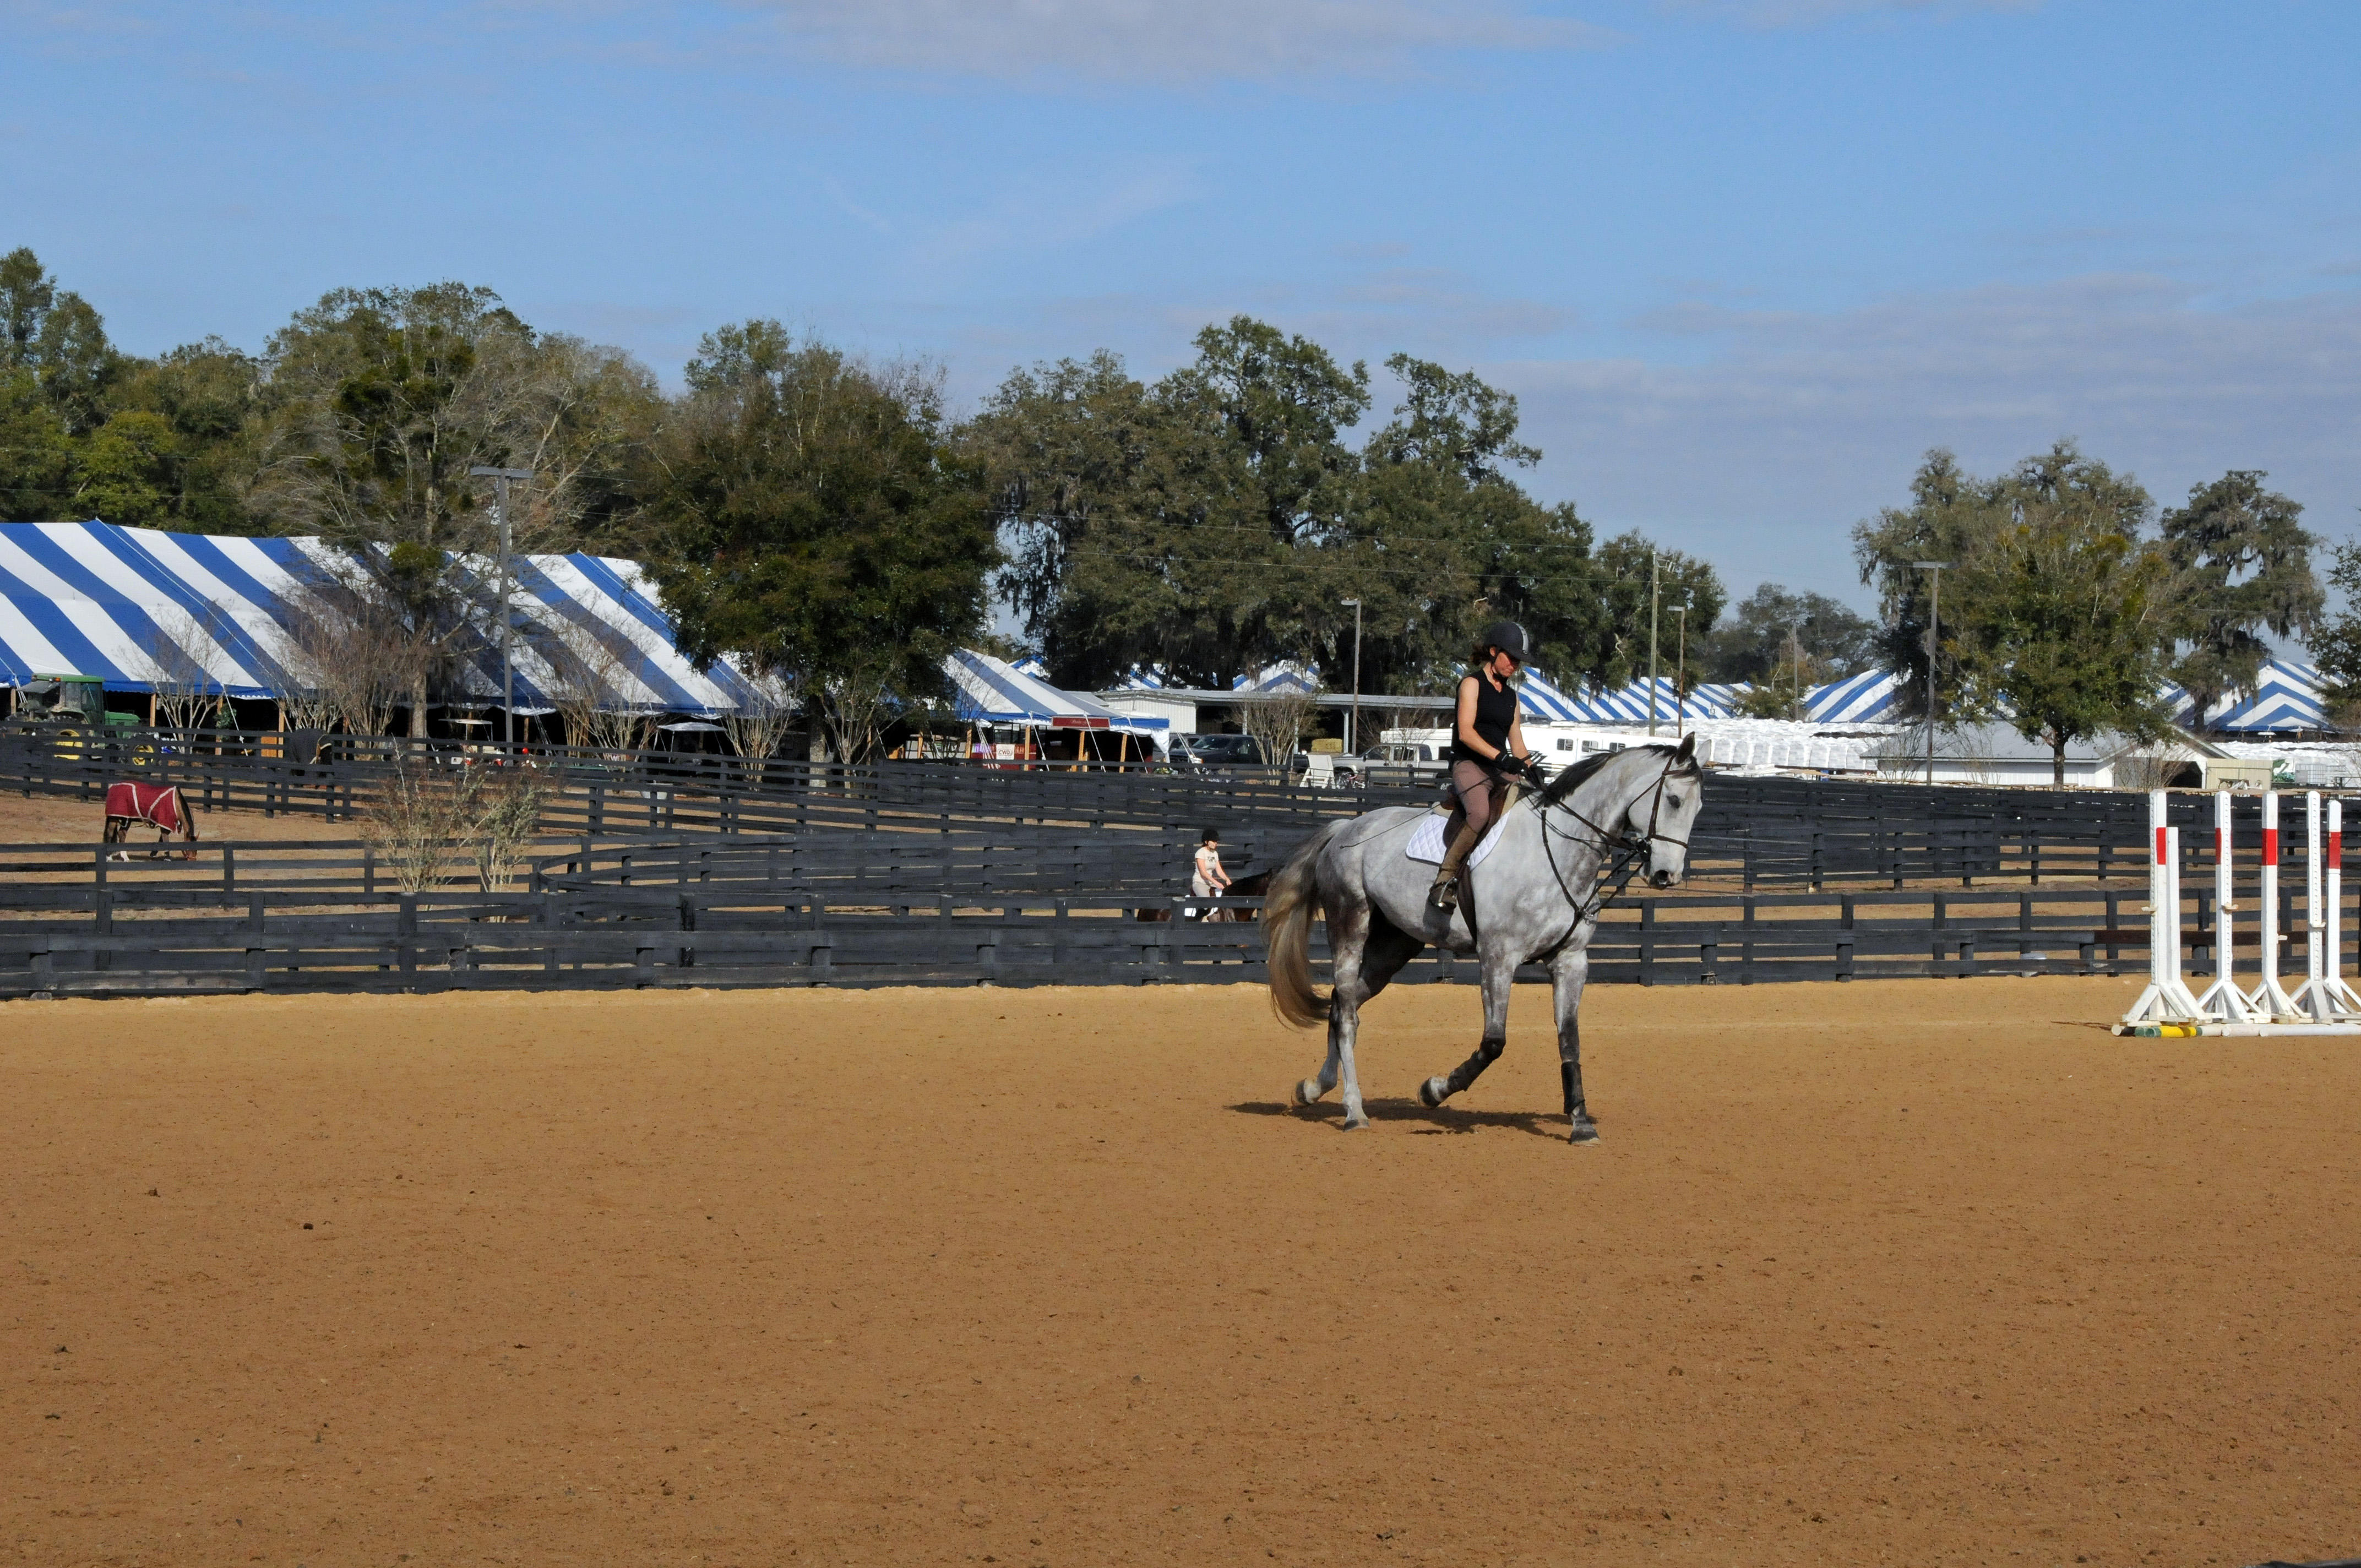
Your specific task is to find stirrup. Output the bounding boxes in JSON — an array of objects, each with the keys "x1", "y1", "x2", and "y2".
[{"x1": 1429, "y1": 873, "x2": 1460, "y2": 911}]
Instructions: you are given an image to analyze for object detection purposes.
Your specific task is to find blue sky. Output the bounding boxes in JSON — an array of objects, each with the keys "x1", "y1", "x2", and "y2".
[{"x1": 6, "y1": 0, "x2": 2358, "y2": 613}]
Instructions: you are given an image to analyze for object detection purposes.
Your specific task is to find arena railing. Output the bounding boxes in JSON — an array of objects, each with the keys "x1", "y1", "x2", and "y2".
[
  {"x1": 0, "y1": 874, "x2": 2325, "y2": 998},
  {"x1": 0, "y1": 724, "x2": 2246, "y2": 891}
]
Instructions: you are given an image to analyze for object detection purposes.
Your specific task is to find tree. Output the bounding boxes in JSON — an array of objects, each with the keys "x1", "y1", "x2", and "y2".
[
  {"x1": 644, "y1": 322, "x2": 997, "y2": 762},
  {"x1": 1596, "y1": 532, "x2": 1723, "y2": 691},
  {"x1": 970, "y1": 350, "x2": 1173, "y2": 684},
  {"x1": 2159, "y1": 470, "x2": 2321, "y2": 732},
  {"x1": 73, "y1": 411, "x2": 179, "y2": 527},
  {"x1": 244, "y1": 282, "x2": 659, "y2": 556},
  {"x1": 1862, "y1": 442, "x2": 2174, "y2": 785},
  {"x1": 1852, "y1": 449, "x2": 1996, "y2": 720},
  {"x1": 1707, "y1": 583, "x2": 1877, "y2": 687},
  {"x1": 974, "y1": 335, "x2": 1618, "y2": 698},
  {"x1": 0, "y1": 366, "x2": 73, "y2": 522},
  {"x1": 107, "y1": 338, "x2": 265, "y2": 532},
  {"x1": 2307, "y1": 542, "x2": 2361, "y2": 727},
  {"x1": 1339, "y1": 356, "x2": 1608, "y2": 695},
  {"x1": 0, "y1": 249, "x2": 121, "y2": 436}
]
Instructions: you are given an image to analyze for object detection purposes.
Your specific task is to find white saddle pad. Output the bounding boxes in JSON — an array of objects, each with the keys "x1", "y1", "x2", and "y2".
[{"x1": 1405, "y1": 810, "x2": 1505, "y2": 869}]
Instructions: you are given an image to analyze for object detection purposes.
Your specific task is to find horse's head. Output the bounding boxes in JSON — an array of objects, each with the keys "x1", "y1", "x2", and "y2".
[{"x1": 1619, "y1": 734, "x2": 1703, "y2": 889}]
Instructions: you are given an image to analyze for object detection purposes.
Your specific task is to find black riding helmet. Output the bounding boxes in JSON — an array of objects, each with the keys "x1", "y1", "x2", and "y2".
[{"x1": 1479, "y1": 619, "x2": 1531, "y2": 664}]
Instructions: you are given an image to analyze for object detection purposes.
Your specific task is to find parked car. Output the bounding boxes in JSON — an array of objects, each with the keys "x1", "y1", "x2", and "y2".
[
  {"x1": 1170, "y1": 733, "x2": 1267, "y2": 770},
  {"x1": 1332, "y1": 741, "x2": 1451, "y2": 788}
]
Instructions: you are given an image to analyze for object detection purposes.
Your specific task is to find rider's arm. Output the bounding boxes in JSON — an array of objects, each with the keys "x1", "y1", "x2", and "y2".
[
  {"x1": 1508, "y1": 710, "x2": 1530, "y2": 763},
  {"x1": 1454, "y1": 676, "x2": 1500, "y2": 761}
]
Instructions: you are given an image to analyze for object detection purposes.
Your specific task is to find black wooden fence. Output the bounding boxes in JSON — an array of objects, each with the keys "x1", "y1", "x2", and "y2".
[
  {"x1": 3, "y1": 724, "x2": 2344, "y2": 998},
  {"x1": 0, "y1": 725, "x2": 2202, "y2": 890},
  {"x1": 0, "y1": 826, "x2": 2346, "y2": 999}
]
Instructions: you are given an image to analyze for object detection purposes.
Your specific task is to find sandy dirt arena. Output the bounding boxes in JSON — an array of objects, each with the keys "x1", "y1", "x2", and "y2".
[
  {"x1": 0, "y1": 792, "x2": 367, "y2": 845},
  {"x1": 5, "y1": 976, "x2": 2357, "y2": 1567}
]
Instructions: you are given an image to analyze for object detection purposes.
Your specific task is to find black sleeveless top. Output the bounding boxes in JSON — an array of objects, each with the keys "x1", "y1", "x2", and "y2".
[{"x1": 1451, "y1": 672, "x2": 1517, "y2": 767}]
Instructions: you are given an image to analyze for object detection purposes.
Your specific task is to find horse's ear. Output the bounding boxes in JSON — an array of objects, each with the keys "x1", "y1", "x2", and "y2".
[{"x1": 1676, "y1": 733, "x2": 1696, "y2": 762}]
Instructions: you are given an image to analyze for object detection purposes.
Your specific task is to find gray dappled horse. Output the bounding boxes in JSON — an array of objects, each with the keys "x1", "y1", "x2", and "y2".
[{"x1": 1263, "y1": 738, "x2": 1704, "y2": 1141}]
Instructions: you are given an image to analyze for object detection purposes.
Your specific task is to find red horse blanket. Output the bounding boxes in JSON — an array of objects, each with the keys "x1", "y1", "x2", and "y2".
[{"x1": 105, "y1": 782, "x2": 186, "y2": 833}]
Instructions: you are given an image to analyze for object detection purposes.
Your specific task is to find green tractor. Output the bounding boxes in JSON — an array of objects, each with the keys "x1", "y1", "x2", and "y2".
[{"x1": 10, "y1": 674, "x2": 135, "y2": 731}]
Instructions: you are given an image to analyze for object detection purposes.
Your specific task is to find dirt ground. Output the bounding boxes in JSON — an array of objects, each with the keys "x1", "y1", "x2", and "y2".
[
  {"x1": 0, "y1": 791, "x2": 363, "y2": 846},
  {"x1": 6, "y1": 977, "x2": 2356, "y2": 1568}
]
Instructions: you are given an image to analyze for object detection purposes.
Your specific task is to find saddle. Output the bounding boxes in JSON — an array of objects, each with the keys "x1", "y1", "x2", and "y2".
[{"x1": 1429, "y1": 774, "x2": 1519, "y2": 912}]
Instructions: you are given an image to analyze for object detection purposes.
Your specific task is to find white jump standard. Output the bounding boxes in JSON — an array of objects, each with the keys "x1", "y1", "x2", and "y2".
[
  {"x1": 2193, "y1": 788, "x2": 2265, "y2": 1023},
  {"x1": 2118, "y1": 787, "x2": 2361, "y2": 1037},
  {"x1": 2122, "y1": 792, "x2": 2204, "y2": 1027}
]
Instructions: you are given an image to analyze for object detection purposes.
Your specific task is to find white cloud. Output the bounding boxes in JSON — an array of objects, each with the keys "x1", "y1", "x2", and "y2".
[
  {"x1": 727, "y1": 0, "x2": 1611, "y2": 82},
  {"x1": 1662, "y1": 0, "x2": 2038, "y2": 26},
  {"x1": 1499, "y1": 274, "x2": 2361, "y2": 601}
]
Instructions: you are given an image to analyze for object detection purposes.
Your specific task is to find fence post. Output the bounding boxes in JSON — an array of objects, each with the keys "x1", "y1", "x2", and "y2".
[
  {"x1": 246, "y1": 891, "x2": 266, "y2": 990},
  {"x1": 222, "y1": 843, "x2": 235, "y2": 895},
  {"x1": 93, "y1": 885, "x2": 112, "y2": 973},
  {"x1": 398, "y1": 893, "x2": 417, "y2": 986},
  {"x1": 1838, "y1": 895, "x2": 1855, "y2": 981},
  {"x1": 1639, "y1": 903, "x2": 1656, "y2": 987},
  {"x1": 1932, "y1": 892, "x2": 1947, "y2": 976}
]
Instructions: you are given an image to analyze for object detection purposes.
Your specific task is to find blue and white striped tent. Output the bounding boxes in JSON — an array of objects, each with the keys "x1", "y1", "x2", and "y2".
[
  {"x1": 1804, "y1": 668, "x2": 1903, "y2": 723},
  {"x1": 1802, "y1": 660, "x2": 2332, "y2": 733},
  {"x1": 1233, "y1": 661, "x2": 1320, "y2": 696},
  {"x1": 943, "y1": 650, "x2": 1168, "y2": 734},
  {"x1": 2165, "y1": 656, "x2": 2331, "y2": 733},
  {"x1": 1518, "y1": 670, "x2": 1742, "y2": 723},
  {"x1": 0, "y1": 521, "x2": 759, "y2": 714}
]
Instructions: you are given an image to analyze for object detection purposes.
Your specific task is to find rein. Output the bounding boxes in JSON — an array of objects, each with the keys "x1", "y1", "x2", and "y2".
[{"x1": 1533, "y1": 752, "x2": 1689, "y2": 943}]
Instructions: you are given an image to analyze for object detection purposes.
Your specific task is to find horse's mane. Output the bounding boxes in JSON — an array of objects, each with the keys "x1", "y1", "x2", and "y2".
[{"x1": 1535, "y1": 742, "x2": 1699, "y2": 807}]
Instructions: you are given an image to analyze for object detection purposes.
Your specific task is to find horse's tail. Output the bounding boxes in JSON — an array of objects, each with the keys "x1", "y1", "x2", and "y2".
[{"x1": 1265, "y1": 821, "x2": 1344, "y2": 1029}]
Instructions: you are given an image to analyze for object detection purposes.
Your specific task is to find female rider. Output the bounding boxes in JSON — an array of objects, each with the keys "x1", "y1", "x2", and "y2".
[{"x1": 1428, "y1": 620, "x2": 1538, "y2": 911}]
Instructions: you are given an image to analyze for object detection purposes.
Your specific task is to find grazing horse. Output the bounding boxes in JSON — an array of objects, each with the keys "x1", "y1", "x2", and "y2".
[
  {"x1": 1262, "y1": 739, "x2": 1704, "y2": 1141},
  {"x1": 103, "y1": 782, "x2": 199, "y2": 859}
]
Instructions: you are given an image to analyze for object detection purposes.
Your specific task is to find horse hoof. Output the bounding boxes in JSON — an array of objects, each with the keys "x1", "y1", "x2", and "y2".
[
  {"x1": 1417, "y1": 1076, "x2": 1448, "y2": 1108},
  {"x1": 1341, "y1": 1113, "x2": 1369, "y2": 1131},
  {"x1": 1568, "y1": 1117, "x2": 1600, "y2": 1145},
  {"x1": 1293, "y1": 1078, "x2": 1324, "y2": 1107}
]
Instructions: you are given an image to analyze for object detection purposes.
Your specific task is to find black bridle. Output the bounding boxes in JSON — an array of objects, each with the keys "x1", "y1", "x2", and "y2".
[{"x1": 1533, "y1": 750, "x2": 1694, "y2": 933}]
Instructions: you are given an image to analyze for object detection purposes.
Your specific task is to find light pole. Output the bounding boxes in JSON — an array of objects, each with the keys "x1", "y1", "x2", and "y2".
[
  {"x1": 1646, "y1": 550, "x2": 1661, "y2": 737},
  {"x1": 470, "y1": 465, "x2": 534, "y2": 747},
  {"x1": 1672, "y1": 606, "x2": 1687, "y2": 741},
  {"x1": 1787, "y1": 619, "x2": 1805, "y2": 721},
  {"x1": 1912, "y1": 560, "x2": 1952, "y2": 786},
  {"x1": 1340, "y1": 598, "x2": 1363, "y2": 754}
]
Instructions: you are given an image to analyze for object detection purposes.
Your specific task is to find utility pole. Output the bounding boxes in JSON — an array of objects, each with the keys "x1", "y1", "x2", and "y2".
[
  {"x1": 1646, "y1": 550, "x2": 1661, "y2": 737},
  {"x1": 1672, "y1": 606, "x2": 1688, "y2": 741},
  {"x1": 1912, "y1": 560, "x2": 1952, "y2": 786},
  {"x1": 1788, "y1": 622, "x2": 1804, "y2": 722},
  {"x1": 471, "y1": 465, "x2": 534, "y2": 748},
  {"x1": 1340, "y1": 598, "x2": 1363, "y2": 754}
]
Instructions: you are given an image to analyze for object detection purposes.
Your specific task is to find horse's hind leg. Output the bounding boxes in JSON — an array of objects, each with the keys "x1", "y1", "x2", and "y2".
[
  {"x1": 1295, "y1": 908, "x2": 1423, "y2": 1125},
  {"x1": 1294, "y1": 899, "x2": 1363, "y2": 1120},
  {"x1": 1551, "y1": 944, "x2": 1600, "y2": 1144},
  {"x1": 1419, "y1": 943, "x2": 1515, "y2": 1108}
]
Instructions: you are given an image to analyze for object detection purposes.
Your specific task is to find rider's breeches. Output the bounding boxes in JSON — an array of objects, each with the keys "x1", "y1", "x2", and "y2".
[{"x1": 1450, "y1": 760, "x2": 1499, "y2": 837}]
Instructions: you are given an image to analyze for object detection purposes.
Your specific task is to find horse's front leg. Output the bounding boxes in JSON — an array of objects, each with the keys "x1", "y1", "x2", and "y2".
[
  {"x1": 1419, "y1": 940, "x2": 1515, "y2": 1107},
  {"x1": 1551, "y1": 941, "x2": 1599, "y2": 1144}
]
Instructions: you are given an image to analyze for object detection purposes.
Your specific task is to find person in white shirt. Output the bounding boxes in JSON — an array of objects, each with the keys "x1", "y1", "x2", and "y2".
[{"x1": 1192, "y1": 827, "x2": 1232, "y2": 915}]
